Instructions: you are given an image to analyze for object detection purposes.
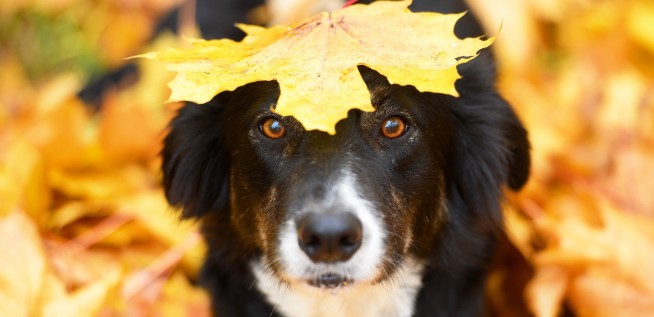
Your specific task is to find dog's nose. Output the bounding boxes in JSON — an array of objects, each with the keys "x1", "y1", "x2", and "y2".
[{"x1": 296, "y1": 213, "x2": 363, "y2": 263}]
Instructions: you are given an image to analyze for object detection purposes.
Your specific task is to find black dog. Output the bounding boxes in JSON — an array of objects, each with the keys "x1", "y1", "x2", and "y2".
[
  {"x1": 160, "y1": 2, "x2": 530, "y2": 317},
  {"x1": 162, "y1": 55, "x2": 529, "y2": 317}
]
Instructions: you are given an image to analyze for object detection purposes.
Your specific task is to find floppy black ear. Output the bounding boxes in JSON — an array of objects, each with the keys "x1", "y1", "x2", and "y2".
[
  {"x1": 504, "y1": 113, "x2": 531, "y2": 190},
  {"x1": 448, "y1": 91, "x2": 530, "y2": 225},
  {"x1": 161, "y1": 97, "x2": 231, "y2": 218},
  {"x1": 447, "y1": 49, "x2": 530, "y2": 228},
  {"x1": 456, "y1": 48, "x2": 530, "y2": 187}
]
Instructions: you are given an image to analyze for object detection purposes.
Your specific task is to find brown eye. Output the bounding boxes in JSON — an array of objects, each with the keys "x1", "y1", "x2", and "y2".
[
  {"x1": 260, "y1": 117, "x2": 286, "y2": 139},
  {"x1": 381, "y1": 116, "x2": 407, "y2": 139}
]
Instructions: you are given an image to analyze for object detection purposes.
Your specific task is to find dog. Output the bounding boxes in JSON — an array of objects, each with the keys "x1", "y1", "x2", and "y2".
[
  {"x1": 160, "y1": 2, "x2": 530, "y2": 317},
  {"x1": 162, "y1": 61, "x2": 530, "y2": 317}
]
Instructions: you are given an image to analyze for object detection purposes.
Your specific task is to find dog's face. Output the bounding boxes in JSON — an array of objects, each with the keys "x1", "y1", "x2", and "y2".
[
  {"x1": 162, "y1": 62, "x2": 530, "y2": 292},
  {"x1": 222, "y1": 69, "x2": 457, "y2": 289}
]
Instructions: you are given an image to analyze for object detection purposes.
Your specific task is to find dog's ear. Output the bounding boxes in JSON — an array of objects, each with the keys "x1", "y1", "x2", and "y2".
[
  {"x1": 449, "y1": 59, "x2": 530, "y2": 226},
  {"x1": 449, "y1": 97, "x2": 530, "y2": 228},
  {"x1": 454, "y1": 50, "x2": 531, "y2": 191},
  {"x1": 162, "y1": 96, "x2": 231, "y2": 218},
  {"x1": 503, "y1": 112, "x2": 531, "y2": 190}
]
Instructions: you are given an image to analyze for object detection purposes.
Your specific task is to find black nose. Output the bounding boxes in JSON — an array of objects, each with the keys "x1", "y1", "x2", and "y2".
[{"x1": 296, "y1": 213, "x2": 363, "y2": 263}]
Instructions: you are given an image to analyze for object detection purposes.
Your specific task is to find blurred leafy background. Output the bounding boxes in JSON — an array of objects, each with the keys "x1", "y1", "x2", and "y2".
[{"x1": 0, "y1": 0, "x2": 653, "y2": 316}]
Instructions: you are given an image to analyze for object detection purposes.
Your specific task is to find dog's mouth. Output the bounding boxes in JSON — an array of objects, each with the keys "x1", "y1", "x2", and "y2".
[{"x1": 307, "y1": 273, "x2": 353, "y2": 289}]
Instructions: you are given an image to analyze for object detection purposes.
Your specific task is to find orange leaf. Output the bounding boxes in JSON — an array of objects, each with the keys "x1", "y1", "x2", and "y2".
[{"x1": 0, "y1": 211, "x2": 47, "y2": 316}]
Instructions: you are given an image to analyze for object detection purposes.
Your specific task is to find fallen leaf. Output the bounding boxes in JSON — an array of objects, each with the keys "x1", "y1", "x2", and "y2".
[
  {"x1": 13, "y1": 74, "x2": 101, "y2": 169},
  {"x1": 596, "y1": 68, "x2": 646, "y2": 133},
  {"x1": 0, "y1": 53, "x2": 32, "y2": 123},
  {"x1": 0, "y1": 211, "x2": 121, "y2": 317},
  {"x1": 626, "y1": 0, "x2": 654, "y2": 55},
  {"x1": 99, "y1": 10, "x2": 155, "y2": 68},
  {"x1": 115, "y1": 191, "x2": 205, "y2": 274},
  {"x1": 48, "y1": 201, "x2": 107, "y2": 230},
  {"x1": 121, "y1": 232, "x2": 202, "y2": 300},
  {"x1": 39, "y1": 266, "x2": 120, "y2": 317},
  {"x1": 0, "y1": 141, "x2": 49, "y2": 221},
  {"x1": 48, "y1": 165, "x2": 154, "y2": 201},
  {"x1": 142, "y1": 0, "x2": 491, "y2": 133},
  {"x1": 0, "y1": 210, "x2": 47, "y2": 317},
  {"x1": 152, "y1": 272, "x2": 210, "y2": 317},
  {"x1": 49, "y1": 247, "x2": 123, "y2": 291},
  {"x1": 600, "y1": 141, "x2": 654, "y2": 217},
  {"x1": 534, "y1": 194, "x2": 654, "y2": 293},
  {"x1": 525, "y1": 265, "x2": 569, "y2": 317},
  {"x1": 98, "y1": 96, "x2": 166, "y2": 163},
  {"x1": 568, "y1": 267, "x2": 654, "y2": 317},
  {"x1": 503, "y1": 205, "x2": 537, "y2": 258}
]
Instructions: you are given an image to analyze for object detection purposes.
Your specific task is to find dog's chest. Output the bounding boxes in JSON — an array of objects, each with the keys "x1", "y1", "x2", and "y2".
[{"x1": 252, "y1": 261, "x2": 425, "y2": 317}]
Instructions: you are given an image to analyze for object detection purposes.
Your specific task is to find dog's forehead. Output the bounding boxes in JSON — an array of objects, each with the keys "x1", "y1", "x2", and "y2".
[{"x1": 232, "y1": 73, "x2": 412, "y2": 119}]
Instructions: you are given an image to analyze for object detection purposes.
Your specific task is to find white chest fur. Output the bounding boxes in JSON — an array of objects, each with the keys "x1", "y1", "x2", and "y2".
[{"x1": 252, "y1": 260, "x2": 425, "y2": 317}]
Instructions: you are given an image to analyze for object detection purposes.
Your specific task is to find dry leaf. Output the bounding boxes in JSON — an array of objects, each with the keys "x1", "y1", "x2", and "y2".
[
  {"x1": 0, "y1": 211, "x2": 47, "y2": 317},
  {"x1": 142, "y1": 0, "x2": 491, "y2": 133},
  {"x1": 49, "y1": 247, "x2": 123, "y2": 290},
  {"x1": 116, "y1": 191, "x2": 205, "y2": 273},
  {"x1": 601, "y1": 141, "x2": 654, "y2": 217},
  {"x1": 0, "y1": 54, "x2": 32, "y2": 121},
  {"x1": 98, "y1": 10, "x2": 155, "y2": 67},
  {"x1": 569, "y1": 267, "x2": 654, "y2": 317},
  {"x1": 627, "y1": 1, "x2": 654, "y2": 54},
  {"x1": 40, "y1": 267, "x2": 120, "y2": 317},
  {"x1": 98, "y1": 97, "x2": 166, "y2": 163},
  {"x1": 151, "y1": 272, "x2": 210, "y2": 317},
  {"x1": 14, "y1": 75, "x2": 101, "y2": 169},
  {"x1": 48, "y1": 165, "x2": 153, "y2": 201},
  {"x1": 525, "y1": 265, "x2": 569, "y2": 317},
  {"x1": 0, "y1": 212, "x2": 120, "y2": 317},
  {"x1": 0, "y1": 141, "x2": 49, "y2": 220}
]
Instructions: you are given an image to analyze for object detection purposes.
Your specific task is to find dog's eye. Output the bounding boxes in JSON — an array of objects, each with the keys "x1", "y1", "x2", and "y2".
[
  {"x1": 260, "y1": 117, "x2": 286, "y2": 139},
  {"x1": 381, "y1": 116, "x2": 407, "y2": 139}
]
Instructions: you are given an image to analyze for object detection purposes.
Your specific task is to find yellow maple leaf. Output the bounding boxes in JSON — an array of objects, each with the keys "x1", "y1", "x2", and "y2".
[{"x1": 141, "y1": 0, "x2": 492, "y2": 134}]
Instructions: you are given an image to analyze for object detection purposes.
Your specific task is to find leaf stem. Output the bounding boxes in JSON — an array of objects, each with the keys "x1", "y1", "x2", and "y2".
[{"x1": 343, "y1": 0, "x2": 359, "y2": 8}]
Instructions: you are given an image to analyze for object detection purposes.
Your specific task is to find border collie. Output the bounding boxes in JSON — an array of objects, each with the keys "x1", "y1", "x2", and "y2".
[
  {"x1": 161, "y1": 4, "x2": 530, "y2": 317},
  {"x1": 162, "y1": 58, "x2": 529, "y2": 316}
]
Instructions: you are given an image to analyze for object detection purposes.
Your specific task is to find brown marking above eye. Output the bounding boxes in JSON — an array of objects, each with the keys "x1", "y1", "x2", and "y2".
[
  {"x1": 260, "y1": 117, "x2": 286, "y2": 139},
  {"x1": 380, "y1": 116, "x2": 407, "y2": 139}
]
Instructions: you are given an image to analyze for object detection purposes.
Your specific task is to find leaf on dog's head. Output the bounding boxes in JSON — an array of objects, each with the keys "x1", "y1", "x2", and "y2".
[{"x1": 140, "y1": 0, "x2": 492, "y2": 134}]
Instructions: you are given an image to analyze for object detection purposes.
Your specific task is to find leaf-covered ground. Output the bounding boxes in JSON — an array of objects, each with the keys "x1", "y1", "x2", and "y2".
[{"x1": 1, "y1": 0, "x2": 653, "y2": 316}]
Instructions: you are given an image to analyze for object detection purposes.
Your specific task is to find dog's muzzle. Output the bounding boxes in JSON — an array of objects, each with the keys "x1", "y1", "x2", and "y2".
[{"x1": 273, "y1": 172, "x2": 385, "y2": 289}]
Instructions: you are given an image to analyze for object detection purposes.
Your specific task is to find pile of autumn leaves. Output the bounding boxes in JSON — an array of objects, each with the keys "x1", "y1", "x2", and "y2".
[
  {"x1": 477, "y1": 0, "x2": 654, "y2": 315},
  {"x1": 2, "y1": 0, "x2": 654, "y2": 316},
  {"x1": 0, "y1": 63, "x2": 208, "y2": 316},
  {"x1": 1, "y1": 1, "x2": 208, "y2": 316}
]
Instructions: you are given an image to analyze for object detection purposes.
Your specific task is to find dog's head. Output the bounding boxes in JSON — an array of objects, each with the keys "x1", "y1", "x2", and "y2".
[{"x1": 162, "y1": 53, "x2": 530, "y2": 290}]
